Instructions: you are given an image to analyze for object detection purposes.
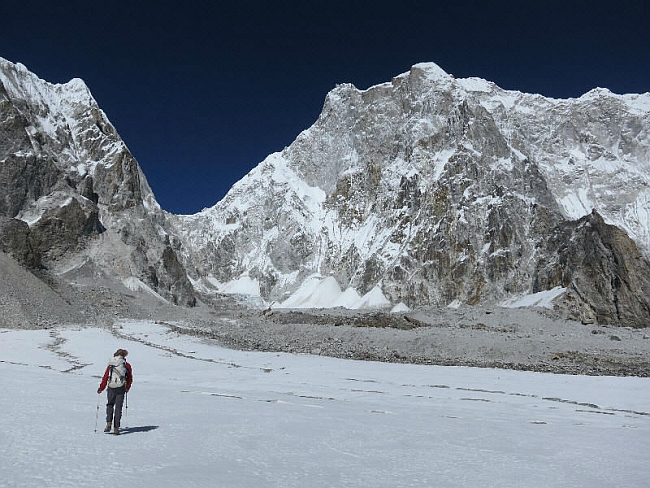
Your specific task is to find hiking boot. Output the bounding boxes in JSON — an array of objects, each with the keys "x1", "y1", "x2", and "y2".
[
  {"x1": 113, "y1": 426, "x2": 120, "y2": 435},
  {"x1": 104, "y1": 422, "x2": 112, "y2": 433}
]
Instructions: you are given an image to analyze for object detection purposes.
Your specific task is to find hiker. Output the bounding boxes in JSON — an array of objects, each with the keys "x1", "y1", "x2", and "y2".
[{"x1": 97, "y1": 348, "x2": 133, "y2": 435}]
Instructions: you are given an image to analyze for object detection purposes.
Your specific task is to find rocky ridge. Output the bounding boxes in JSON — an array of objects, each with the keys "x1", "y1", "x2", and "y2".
[{"x1": 0, "y1": 58, "x2": 195, "y2": 306}]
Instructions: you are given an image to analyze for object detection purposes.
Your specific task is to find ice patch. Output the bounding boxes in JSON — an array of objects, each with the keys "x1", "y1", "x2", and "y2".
[
  {"x1": 390, "y1": 302, "x2": 411, "y2": 313},
  {"x1": 332, "y1": 287, "x2": 363, "y2": 308},
  {"x1": 220, "y1": 272, "x2": 261, "y2": 296},
  {"x1": 353, "y1": 283, "x2": 391, "y2": 310},
  {"x1": 276, "y1": 275, "x2": 341, "y2": 309},
  {"x1": 558, "y1": 190, "x2": 594, "y2": 220},
  {"x1": 122, "y1": 277, "x2": 169, "y2": 303},
  {"x1": 458, "y1": 77, "x2": 492, "y2": 93},
  {"x1": 274, "y1": 276, "x2": 391, "y2": 310},
  {"x1": 500, "y1": 286, "x2": 566, "y2": 309},
  {"x1": 188, "y1": 275, "x2": 220, "y2": 295}
]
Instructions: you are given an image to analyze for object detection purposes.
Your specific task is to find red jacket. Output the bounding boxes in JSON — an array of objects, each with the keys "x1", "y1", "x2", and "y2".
[{"x1": 98, "y1": 361, "x2": 133, "y2": 392}]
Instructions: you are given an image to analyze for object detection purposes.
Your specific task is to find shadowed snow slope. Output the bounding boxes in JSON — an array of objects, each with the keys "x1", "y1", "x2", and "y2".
[{"x1": 1, "y1": 321, "x2": 648, "y2": 487}]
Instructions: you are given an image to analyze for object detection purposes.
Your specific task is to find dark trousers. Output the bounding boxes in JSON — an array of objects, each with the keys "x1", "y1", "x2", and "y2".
[{"x1": 105, "y1": 386, "x2": 126, "y2": 427}]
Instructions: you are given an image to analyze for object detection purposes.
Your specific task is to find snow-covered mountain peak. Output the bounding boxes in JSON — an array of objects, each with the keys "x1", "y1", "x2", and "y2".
[
  {"x1": 574, "y1": 86, "x2": 650, "y2": 115},
  {"x1": 407, "y1": 62, "x2": 453, "y2": 82},
  {"x1": 0, "y1": 57, "x2": 93, "y2": 110},
  {"x1": 580, "y1": 86, "x2": 614, "y2": 99},
  {"x1": 0, "y1": 57, "x2": 195, "y2": 306},
  {"x1": 171, "y1": 62, "x2": 650, "y2": 324},
  {"x1": 0, "y1": 57, "x2": 124, "y2": 180}
]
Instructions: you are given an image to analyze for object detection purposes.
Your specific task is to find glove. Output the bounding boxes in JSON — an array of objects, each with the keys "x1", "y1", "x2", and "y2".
[{"x1": 97, "y1": 388, "x2": 102, "y2": 394}]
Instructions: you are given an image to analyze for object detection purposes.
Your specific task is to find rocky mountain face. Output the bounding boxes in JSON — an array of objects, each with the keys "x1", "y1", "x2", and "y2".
[
  {"x1": 0, "y1": 58, "x2": 195, "y2": 306},
  {"x1": 2, "y1": 59, "x2": 649, "y2": 327},
  {"x1": 171, "y1": 63, "x2": 650, "y2": 327}
]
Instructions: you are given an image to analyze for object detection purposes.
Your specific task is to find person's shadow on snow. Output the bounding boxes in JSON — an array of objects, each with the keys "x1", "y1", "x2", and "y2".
[{"x1": 120, "y1": 425, "x2": 159, "y2": 434}]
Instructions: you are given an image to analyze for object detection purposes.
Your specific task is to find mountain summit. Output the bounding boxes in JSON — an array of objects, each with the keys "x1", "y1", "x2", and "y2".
[
  {"x1": 0, "y1": 58, "x2": 195, "y2": 307},
  {"x1": 170, "y1": 64, "x2": 650, "y2": 326},
  {"x1": 1, "y1": 58, "x2": 649, "y2": 326}
]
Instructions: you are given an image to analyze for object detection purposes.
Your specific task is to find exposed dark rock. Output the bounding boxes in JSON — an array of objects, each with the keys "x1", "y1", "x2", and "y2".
[
  {"x1": 0, "y1": 216, "x2": 41, "y2": 267},
  {"x1": 76, "y1": 175, "x2": 99, "y2": 204},
  {"x1": 0, "y1": 152, "x2": 62, "y2": 218},
  {"x1": 92, "y1": 151, "x2": 144, "y2": 211},
  {"x1": 29, "y1": 197, "x2": 104, "y2": 261},
  {"x1": 536, "y1": 210, "x2": 650, "y2": 328},
  {"x1": 158, "y1": 246, "x2": 196, "y2": 307}
]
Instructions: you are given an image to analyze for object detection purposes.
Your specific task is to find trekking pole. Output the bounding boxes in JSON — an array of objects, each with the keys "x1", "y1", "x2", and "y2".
[
  {"x1": 124, "y1": 391, "x2": 128, "y2": 428},
  {"x1": 94, "y1": 392, "x2": 101, "y2": 433}
]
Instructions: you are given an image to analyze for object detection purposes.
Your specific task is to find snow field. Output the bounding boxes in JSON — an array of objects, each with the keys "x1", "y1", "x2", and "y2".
[{"x1": 0, "y1": 322, "x2": 648, "y2": 487}]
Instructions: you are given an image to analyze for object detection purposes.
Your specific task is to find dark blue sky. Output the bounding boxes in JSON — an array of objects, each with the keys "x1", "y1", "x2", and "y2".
[{"x1": 2, "y1": 1, "x2": 649, "y2": 214}]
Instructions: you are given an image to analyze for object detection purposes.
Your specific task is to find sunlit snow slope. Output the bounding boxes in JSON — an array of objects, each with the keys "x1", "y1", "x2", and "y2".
[{"x1": 1, "y1": 322, "x2": 649, "y2": 487}]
